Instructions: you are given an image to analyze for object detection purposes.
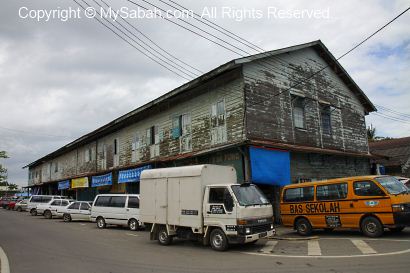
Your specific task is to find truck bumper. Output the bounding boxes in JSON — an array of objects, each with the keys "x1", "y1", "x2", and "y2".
[
  {"x1": 393, "y1": 212, "x2": 410, "y2": 226},
  {"x1": 228, "y1": 228, "x2": 275, "y2": 244}
]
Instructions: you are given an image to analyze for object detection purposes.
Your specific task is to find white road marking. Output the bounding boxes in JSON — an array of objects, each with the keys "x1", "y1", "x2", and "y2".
[
  {"x1": 79, "y1": 223, "x2": 86, "y2": 226},
  {"x1": 351, "y1": 239, "x2": 377, "y2": 254},
  {"x1": 241, "y1": 247, "x2": 410, "y2": 258},
  {"x1": 307, "y1": 240, "x2": 322, "y2": 256},
  {"x1": 0, "y1": 245, "x2": 11, "y2": 273},
  {"x1": 258, "y1": 240, "x2": 278, "y2": 253},
  {"x1": 126, "y1": 233, "x2": 139, "y2": 237}
]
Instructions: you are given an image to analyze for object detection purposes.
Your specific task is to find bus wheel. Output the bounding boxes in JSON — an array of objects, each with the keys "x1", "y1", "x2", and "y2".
[
  {"x1": 361, "y1": 216, "x2": 383, "y2": 237},
  {"x1": 295, "y1": 218, "x2": 312, "y2": 236},
  {"x1": 389, "y1": 227, "x2": 405, "y2": 233}
]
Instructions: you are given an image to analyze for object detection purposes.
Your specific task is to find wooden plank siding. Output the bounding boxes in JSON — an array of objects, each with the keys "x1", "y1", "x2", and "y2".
[{"x1": 243, "y1": 47, "x2": 369, "y2": 154}]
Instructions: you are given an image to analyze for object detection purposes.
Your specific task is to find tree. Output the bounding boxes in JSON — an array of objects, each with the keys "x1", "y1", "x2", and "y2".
[{"x1": 367, "y1": 124, "x2": 376, "y2": 141}]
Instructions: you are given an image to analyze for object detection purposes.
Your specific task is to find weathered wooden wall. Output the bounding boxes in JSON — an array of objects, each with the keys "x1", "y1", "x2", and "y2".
[{"x1": 243, "y1": 47, "x2": 369, "y2": 154}]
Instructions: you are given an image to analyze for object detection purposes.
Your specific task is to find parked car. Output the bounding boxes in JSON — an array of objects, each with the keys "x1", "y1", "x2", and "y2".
[
  {"x1": 36, "y1": 199, "x2": 73, "y2": 219},
  {"x1": 59, "y1": 201, "x2": 92, "y2": 222},
  {"x1": 0, "y1": 197, "x2": 12, "y2": 209},
  {"x1": 7, "y1": 198, "x2": 23, "y2": 210},
  {"x1": 27, "y1": 195, "x2": 66, "y2": 216},
  {"x1": 91, "y1": 194, "x2": 142, "y2": 231},
  {"x1": 14, "y1": 199, "x2": 28, "y2": 212}
]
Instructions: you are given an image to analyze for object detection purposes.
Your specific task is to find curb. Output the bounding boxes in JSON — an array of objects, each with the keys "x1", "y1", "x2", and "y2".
[
  {"x1": 271, "y1": 236, "x2": 319, "y2": 241},
  {"x1": 0, "y1": 246, "x2": 10, "y2": 273}
]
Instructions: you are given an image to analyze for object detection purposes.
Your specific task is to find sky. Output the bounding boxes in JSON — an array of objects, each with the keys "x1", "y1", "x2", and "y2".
[{"x1": 0, "y1": 0, "x2": 409, "y2": 187}]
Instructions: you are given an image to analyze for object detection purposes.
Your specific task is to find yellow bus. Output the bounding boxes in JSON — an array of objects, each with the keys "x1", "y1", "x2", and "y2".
[{"x1": 280, "y1": 175, "x2": 410, "y2": 237}]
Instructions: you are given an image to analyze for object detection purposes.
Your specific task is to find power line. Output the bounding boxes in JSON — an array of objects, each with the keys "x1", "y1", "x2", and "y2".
[
  {"x1": 72, "y1": 0, "x2": 192, "y2": 80},
  {"x1": 374, "y1": 104, "x2": 410, "y2": 119},
  {"x1": 98, "y1": 0, "x2": 203, "y2": 76},
  {"x1": 0, "y1": 126, "x2": 72, "y2": 138}
]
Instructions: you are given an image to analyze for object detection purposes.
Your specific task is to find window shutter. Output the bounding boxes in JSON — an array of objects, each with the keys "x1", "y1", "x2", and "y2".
[{"x1": 172, "y1": 116, "x2": 181, "y2": 139}]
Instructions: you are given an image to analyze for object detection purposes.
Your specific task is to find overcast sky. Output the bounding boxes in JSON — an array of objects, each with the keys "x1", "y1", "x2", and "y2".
[{"x1": 0, "y1": 0, "x2": 409, "y2": 187}]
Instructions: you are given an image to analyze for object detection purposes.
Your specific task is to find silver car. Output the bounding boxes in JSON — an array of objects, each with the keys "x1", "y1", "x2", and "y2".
[{"x1": 59, "y1": 201, "x2": 92, "y2": 222}]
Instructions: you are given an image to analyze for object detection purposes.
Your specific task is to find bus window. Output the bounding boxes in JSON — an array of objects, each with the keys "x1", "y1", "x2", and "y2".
[
  {"x1": 283, "y1": 187, "x2": 314, "y2": 202},
  {"x1": 353, "y1": 181, "x2": 385, "y2": 196},
  {"x1": 316, "y1": 183, "x2": 348, "y2": 201}
]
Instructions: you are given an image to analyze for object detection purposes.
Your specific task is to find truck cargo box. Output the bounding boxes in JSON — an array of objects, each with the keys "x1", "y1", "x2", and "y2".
[{"x1": 140, "y1": 165, "x2": 237, "y2": 229}]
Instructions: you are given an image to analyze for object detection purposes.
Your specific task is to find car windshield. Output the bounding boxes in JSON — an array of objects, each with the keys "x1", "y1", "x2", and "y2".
[
  {"x1": 375, "y1": 176, "x2": 409, "y2": 195},
  {"x1": 231, "y1": 184, "x2": 270, "y2": 206}
]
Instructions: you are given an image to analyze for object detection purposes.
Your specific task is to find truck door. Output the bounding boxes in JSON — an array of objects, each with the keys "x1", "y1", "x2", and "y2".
[
  {"x1": 204, "y1": 186, "x2": 237, "y2": 230},
  {"x1": 155, "y1": 178, "x2": 168, "y2": 223}
]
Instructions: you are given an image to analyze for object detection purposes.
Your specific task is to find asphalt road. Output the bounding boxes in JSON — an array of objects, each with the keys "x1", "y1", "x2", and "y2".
[{"x1": 1, "y1": 209, "x2": 410, "y2": 273}]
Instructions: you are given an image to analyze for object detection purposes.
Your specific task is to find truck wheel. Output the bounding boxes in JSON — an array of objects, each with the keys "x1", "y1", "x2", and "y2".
[
  {"x1": 158, "y1": 226, "x2": 172, "y2": 245},
  {"x1": 17, "y1": 207, "x2": 22, "y2": 212},
  {"x1": 44, "y1": 210, "x2": 52, "y2": 219},
  {"x1": 210, "y1": 228, "x2": 228, "y2": 251},
  {"x1": 128, "y1": 219, "x2": 139, "y2": 231},
  {"x1": 389, "y1": 227, "x2": 405, "y2": 233},
  {"x1": 30, "y1": 209, "x2": 37, "y2": 216},
  {"x1": 361, "y1": 216, "x2": 383, "y2": 237},
  {"x1": 63, "y1": 214, "x2": 72, "y2": 222},
  {"x1": 96, "y1": 217, "x2": 106, "y2": 229},
  {"x1": 295, "y1": 218, "x2": 312, "y2": 236}
]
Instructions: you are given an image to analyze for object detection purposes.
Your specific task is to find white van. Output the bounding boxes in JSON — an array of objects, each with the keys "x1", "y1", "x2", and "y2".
[
  {"x1": 90, "y1": 194, "x2": 142, "y2": 231},
  {"x1": 27, "y1": 195, "x2": 65, "y2": 216}
]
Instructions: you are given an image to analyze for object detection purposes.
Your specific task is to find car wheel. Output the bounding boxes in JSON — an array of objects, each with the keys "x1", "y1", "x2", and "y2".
[
  {"x1": 210, "y1": 228, "x2": 228, "y2": 251},
  {"x1": 361, "y1": 216, "x2": 383, "y2": 237},
  {"x1": 30, "y1": 209, "x2": 37, "y2": 216},
  {"x1": 96, "y1": 217, "x2": 106, "y2": 229},
  {"x1": 7, "y1": 206, "x2": 11, "y2": 210},
  {"x1": 63, "y1": 214, "x2": 72, "y2": 222},
  {"x1": 158, "y1": 226, "x2": 172, "y2": 245},
  {"x1": 128, "y1": 219, "x2": 139, "y2": 231},
  {"x1": 17, "y1": 207, "x2": 22, "y2": 212},
  {"x1": 44, "y1": 210, "x2": 52, "y2": 219},
  {"x1": 389, "y1": 227, "x2": 405, "y2": 233},
  {"x1": 295, "y1": 218, "x2": 313, "y2": 236}
]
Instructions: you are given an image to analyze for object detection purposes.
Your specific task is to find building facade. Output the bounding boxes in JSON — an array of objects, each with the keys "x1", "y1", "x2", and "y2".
[
  {"x1": 369, "y1": 137, "x2": 410, "y2": 177},
  {"x1": 24, "y1": 41, "x2": 376, "y2": 220}
]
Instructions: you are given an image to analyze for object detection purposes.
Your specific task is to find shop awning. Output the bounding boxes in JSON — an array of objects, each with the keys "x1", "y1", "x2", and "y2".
[
  {"x1": 91, "y1": 173, "x2": 112, "y2": 187},
  {"x1": 249, "y1": 146, "x2": 291, "y2": 186},
  {"x1": 72, "y1": 177, "x2": 89, "y2": 189},
  {"x1": 58, "y1": 180, "x2": 70, "y2": 190},
  {"x1": 118, "y1": 165, "x2": 152, "y2": 184}
]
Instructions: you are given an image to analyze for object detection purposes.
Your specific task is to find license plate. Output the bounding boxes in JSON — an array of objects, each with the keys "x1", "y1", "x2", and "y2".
[{"x1": 259, "y1": 232, "x2": 268, "y2": 238}]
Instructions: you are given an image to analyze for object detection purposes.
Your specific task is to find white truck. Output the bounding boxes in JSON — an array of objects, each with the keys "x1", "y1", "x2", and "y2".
[{"x1": 140, "y1": 164, "x2": 275, "y2": 251}]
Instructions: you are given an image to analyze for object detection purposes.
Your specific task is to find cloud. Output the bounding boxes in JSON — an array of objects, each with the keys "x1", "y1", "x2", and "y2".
[{"x1": 0, "y1": 0, "x2": 409, "y2": 186}]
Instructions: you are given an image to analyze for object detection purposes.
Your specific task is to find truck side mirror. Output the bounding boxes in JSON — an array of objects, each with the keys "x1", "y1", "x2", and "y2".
[{"x1": 224, "y1": 192, "x2": 234, "y2": 212}]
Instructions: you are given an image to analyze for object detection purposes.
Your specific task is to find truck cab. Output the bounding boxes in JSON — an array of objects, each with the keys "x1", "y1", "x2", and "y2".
[{"x1": 204, "y1": 183, "x2": 274, "y2": 247}]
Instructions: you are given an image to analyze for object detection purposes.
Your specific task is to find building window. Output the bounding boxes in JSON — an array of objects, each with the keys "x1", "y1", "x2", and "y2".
[
  {"x1": 321, "y1": 105, "x2": 332, "y2": 135},
  {"x1": 292, "y1": 96, "x2": 305, "y2": 129},
  {"x1": 172, "y1": 114, "x2": 192, "y2": 152},
  {"x1": 114, "y1": 139, "x2": 118, "y2": 155},
  {"x1": 210, "y1": 100, "x2": 227, "y2": 144},
  {"x1": 147, "y1": 126, "x2": 159, "y2": 145},
  {"x1": 85, "y1": 147, "x2": 92, "y2": 162},
  {"x1": 131, "y1": 133, "x2": 142, "y2": 162},
  {"x1": 54, "y1": 162, "x2": 58, "y2": 173}
]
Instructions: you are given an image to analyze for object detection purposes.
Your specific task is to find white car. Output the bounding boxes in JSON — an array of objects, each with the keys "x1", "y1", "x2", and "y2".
[
  {"x1": 59, "y1": 201, "x2": 92, "y2": 222},
  {"x1": 27, "y1": 195, "x2": 66, "y2": 216},
  {"x1": 90, "y1": 194, "x2": 142, "y2": 231},
  {"x1": 36, "y1": 199, "x2": 73, "y2": 219}
]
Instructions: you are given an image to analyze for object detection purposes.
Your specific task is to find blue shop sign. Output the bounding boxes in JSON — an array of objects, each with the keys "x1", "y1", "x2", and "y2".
[
  {"x1": 58, "y1": 180, "x2": 70, "y2": 190},
  {"x1": 118, "y1": 165, "x2": 152, "y2": 184},
  {"x1": 91, "y1": 173, "x2": 112, "y2": 187}
]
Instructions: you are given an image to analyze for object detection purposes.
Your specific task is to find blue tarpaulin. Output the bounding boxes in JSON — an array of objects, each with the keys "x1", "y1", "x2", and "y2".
[
  {"x1": 249, "y1": 146, "x2": 291, "y2": 186},
  {"x1": 91, "y1": 173, "x2": 112, "y2": 187},
  {"x1": 58, "y1": 180, "x2": 70, "y2": 190},
  {"x1": 118, "y1": 165, "x2": 152, "y2": 184}
]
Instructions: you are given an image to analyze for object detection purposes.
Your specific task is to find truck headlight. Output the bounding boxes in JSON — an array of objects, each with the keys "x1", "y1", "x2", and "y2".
[
  {"x1": 245, "y1": 228, "x2": 251, "y2": 234},
  {"x1": 392, "y1": 204, "x2": 405, "y2": 212}
]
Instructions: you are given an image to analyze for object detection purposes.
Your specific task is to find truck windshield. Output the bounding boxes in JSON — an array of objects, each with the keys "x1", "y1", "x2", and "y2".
[
  {"x1": 231, "y1": 184, "x2": 270, "y2": 206},
  {"x1": 375, "y1": 176, "x2": 409, "y2": 195}
]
